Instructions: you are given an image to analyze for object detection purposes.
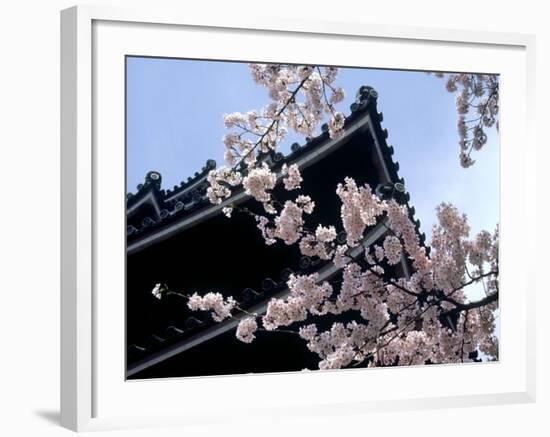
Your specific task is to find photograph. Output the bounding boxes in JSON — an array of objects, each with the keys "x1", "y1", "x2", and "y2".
[
  {"x1": 1, "y1": 0, "x2": 545, "y2": 434},
  {"x1": 125, "y1": 58, "x2": 500, "y2": 379}
]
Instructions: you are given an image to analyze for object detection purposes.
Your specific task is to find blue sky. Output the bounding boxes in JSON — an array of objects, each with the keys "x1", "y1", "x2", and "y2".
[{"x1": 126, "y1": 57, "x2": 499, "y2": 249}]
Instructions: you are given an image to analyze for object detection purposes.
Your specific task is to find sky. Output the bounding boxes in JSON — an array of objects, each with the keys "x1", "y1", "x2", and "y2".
[{"x1": 126, "y1": 57, "x2": 499, "y2": 248}]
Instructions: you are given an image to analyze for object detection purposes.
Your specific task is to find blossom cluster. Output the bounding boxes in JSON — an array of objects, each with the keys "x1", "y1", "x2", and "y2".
[
  {"x1": 188, "y1": 68, "x2": 501, "y2": 371},
  {"x1": 273, "y1": 199, "x2": 308, "y2": 244},
  {"x1": 246, "y1": 64, "x2": 345, "y2": 140},
  {"x1": 336, "y1": 177, "x2": 386, "y2": 246},
  {"x1": 151, "y1": 283, "x2": 164, "y2": 300},
  {"x1": 252, "y1": 195, "x2": 316, "y2": 247},
  {"x1": 206, "y1": 167, "x2": 242, "y2": 205},
  {"x1": 207, "y1": 64, "x2": 347, "y2": 207},
  {"x1": 432, "y1": 73, "x2": 499, "y2": 168},
  {"x1": 187, "y1": 292, "x2": 237, "y2": 322},
  {"x1": 242, "y1": 163, "x2": 277, "y2": 203},
  {"x1": 236, "y1": 317, "x2": 258, "y2": 343},
  {"x1": 262, "y1": 273, "x2": 333, "y2": 330},
  {"x1": 299, "y1": 321, "x2": 370, "y2": 370},
  {"x1": 281, "y1": 163, "x2": 302, "y2": 191},
  {"x1": 198, "y1": 173, "x2": 500, "y2": 369},
  {"x1": 382, "y1": 235, "x2": 402, "y2": 265},
  {"x1": 430, "y1": 203, "x2": 471, "y2": 293},
  {"x1": 232, "y1": 184, "x2": 499, "y2": 368},
  {"x1": 296, "y1": 224, "x2": 338, "y2": 260}
]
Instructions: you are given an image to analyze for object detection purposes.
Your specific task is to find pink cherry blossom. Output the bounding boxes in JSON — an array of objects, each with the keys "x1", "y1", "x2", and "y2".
[
  {"x1": 236, "y1": 317, "x2": 258, "y2": 343},
  {"x1": 179, "y1": 64, "x2": 502, "y2": 371},
  {"x1": 187, "y1": 292, "x2": 236, "y2": 322},
  {"x1": 281, "y1": 163, "x2": 303, "y2": 191}
]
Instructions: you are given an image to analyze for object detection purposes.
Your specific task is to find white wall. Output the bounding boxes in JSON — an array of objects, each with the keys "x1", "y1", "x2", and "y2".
[{"x1": 0, "y1": 1, "x2": 547, "y2": 435}]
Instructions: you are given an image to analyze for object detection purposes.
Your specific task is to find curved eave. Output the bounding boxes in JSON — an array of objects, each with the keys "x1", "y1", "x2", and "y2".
[
  {"x1": 126, "y1": 88, "x2": 423, "y2": 256},
  {"x1": 127, "y1": 107, "x2": 376, "y2": 254}
]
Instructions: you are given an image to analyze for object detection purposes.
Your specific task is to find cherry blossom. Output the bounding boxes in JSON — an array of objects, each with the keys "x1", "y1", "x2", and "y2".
[
  {"x1": 281, "y1": 163, "x2": 303, "y2": 191},
  {"x1": 262, "y1": 273, "x2": 334, "y2": 331},
  {"x1": 273, "y1": 200, "x2": 306, "y2": 245},
  {"x1": 383, "y1": 235, "x2": 402, "y2": 265},
  {"x1": 431, "y1": 73, "x2": 499, "y2": 168},
  {"x1": 151, "y1": 283, "x2": 163, "y2": 300},
  {"x1": 187, "y1": 292, "x2": 237, "y2": 322},
  {"x1": 206, "y1": 64, "x2": 353, "y2": 213},
  {"x1": 222, "y1": 206, "x2": 233, "y2": 218},
  {"x1": 242, "y1": 163, "x2": 277, "y2": 203},
  {"x1": 228, "y1": 174, "x2": 498, "y2": 368},
  {"x1": 236, "y1": 317, "x2": 258, "y2": 343},
  {"x1": 336, "y1": 177, "x2": 386, "y2": 246},
  {"x1": 174, "y1": 64, "x2": 501, "y2": 371},
  {"x1": 206, "y1": 167, "x2": 242, "y2": 204},
  {"x1": 315, "y1": 225, "x2": 337, "y2": 243}
]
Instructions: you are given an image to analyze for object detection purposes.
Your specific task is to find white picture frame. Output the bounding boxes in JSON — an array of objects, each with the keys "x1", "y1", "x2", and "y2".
[{"x1": 60, "y1": 5, "x2": 537, "y2": 432}]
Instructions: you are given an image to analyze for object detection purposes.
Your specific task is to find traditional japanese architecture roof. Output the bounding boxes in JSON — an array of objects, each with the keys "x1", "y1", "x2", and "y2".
[
  {"x1": 126, "y1": 85, "x2": 425, "y2": 252},
  {"x1": 125, "y1": 85, "x2": 426, "y2": 378}
]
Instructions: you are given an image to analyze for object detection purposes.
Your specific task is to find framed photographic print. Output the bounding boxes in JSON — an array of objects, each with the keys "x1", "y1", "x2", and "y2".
[{"x1": 61, "y1": 5, "x2": 536, "y2": 431}]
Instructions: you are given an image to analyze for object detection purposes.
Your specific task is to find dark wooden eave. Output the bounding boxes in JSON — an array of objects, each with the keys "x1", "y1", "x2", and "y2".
[{"x1": 126, "y1": 85, "x2": 423, "y2": 254}]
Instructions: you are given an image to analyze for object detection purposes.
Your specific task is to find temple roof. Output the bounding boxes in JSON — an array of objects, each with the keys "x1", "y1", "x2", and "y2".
[
  {"x1": 125, "y1": 85, "x2": 428, "y2": 378},
  {"x1": 126, "y1": 85, "x2": 424, "y2": 249}
]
